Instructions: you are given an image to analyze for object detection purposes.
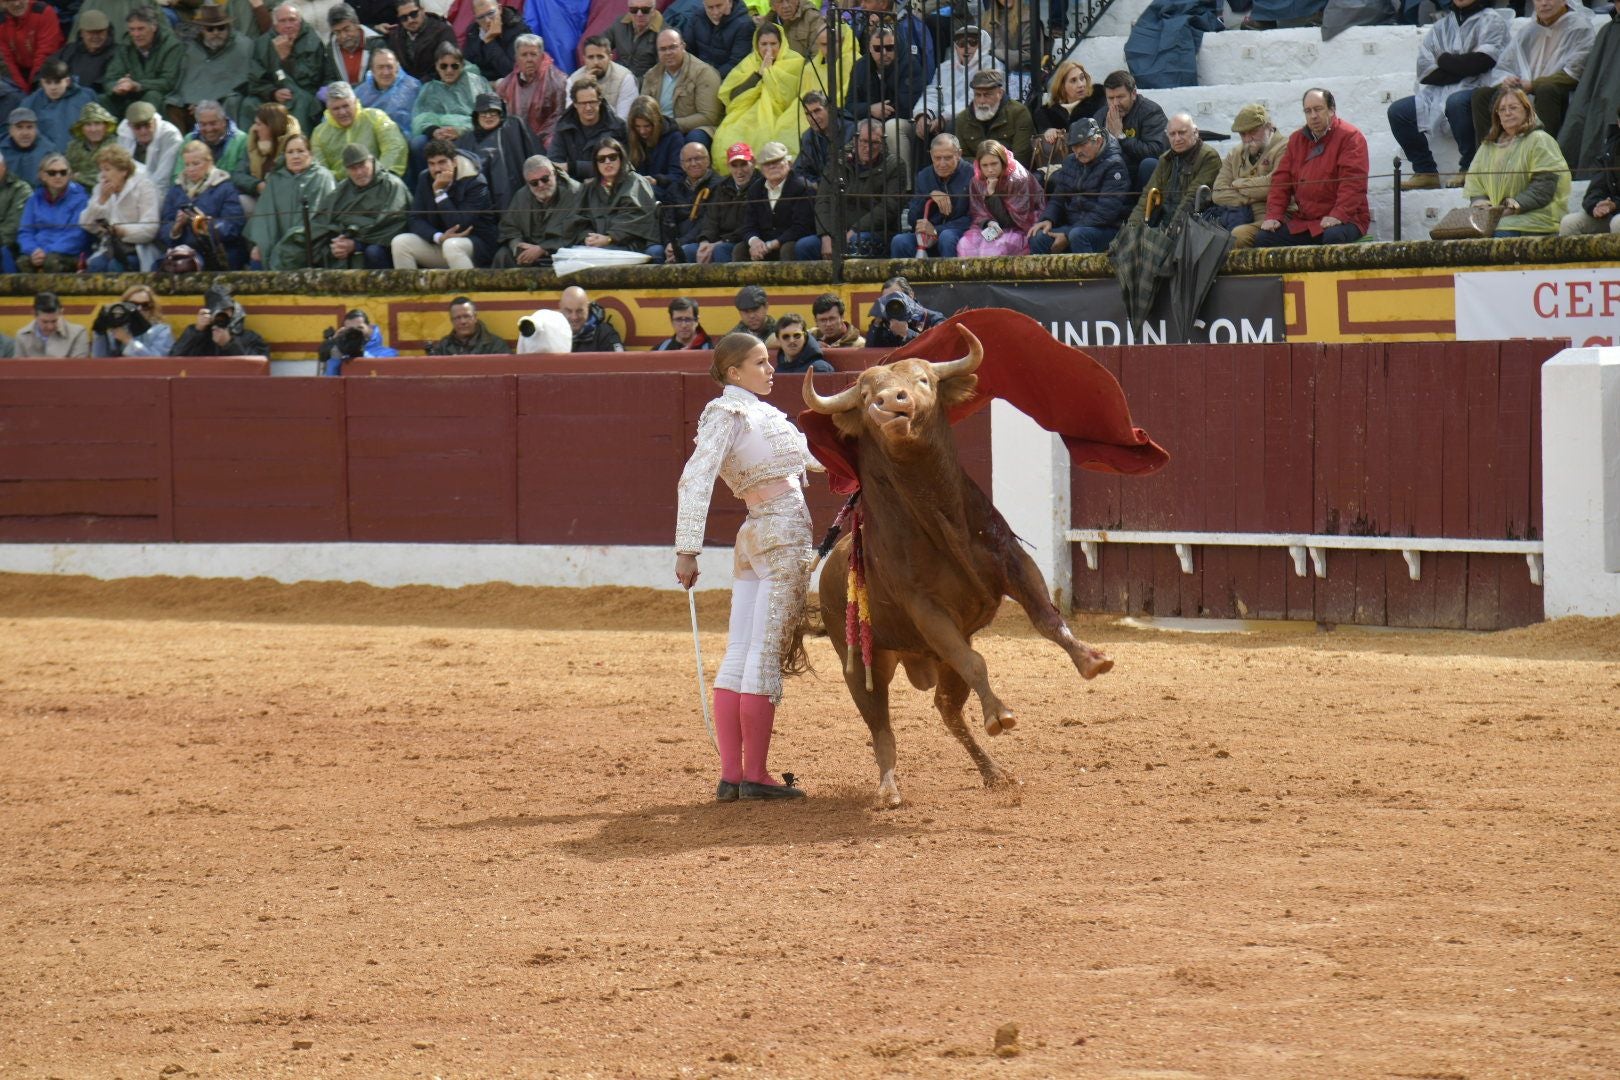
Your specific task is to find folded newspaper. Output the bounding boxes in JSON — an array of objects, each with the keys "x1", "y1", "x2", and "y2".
[{"x1": 551, "y1": 246, "x2": 653, "y2": 277}]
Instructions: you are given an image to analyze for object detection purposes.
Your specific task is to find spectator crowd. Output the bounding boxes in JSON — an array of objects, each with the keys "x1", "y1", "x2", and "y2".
[{"x1": 0, "y1": 0, "x2": 1615, "y2": 278}]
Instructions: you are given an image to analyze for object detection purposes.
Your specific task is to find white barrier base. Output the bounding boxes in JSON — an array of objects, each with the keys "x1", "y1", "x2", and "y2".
[
  {"x1": 1541, "y1": 348, "x2": 1620, "y2": 618},
  {"x1": 0, "y1": 543, "x2": 746, "y2": 593}
]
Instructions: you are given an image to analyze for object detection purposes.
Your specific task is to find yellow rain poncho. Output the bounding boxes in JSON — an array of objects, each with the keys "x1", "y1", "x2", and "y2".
[
  {"x1": 796, "y1": 20, "x2": 857, "y2": 114},
  {"x1": 714, "y1": 25, "x2": 808, "y2": 160}
]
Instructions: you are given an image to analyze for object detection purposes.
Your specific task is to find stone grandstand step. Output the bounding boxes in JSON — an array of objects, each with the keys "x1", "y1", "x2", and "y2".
[
  {"x1": 1397, "y1": 179, "x2": 1591, "y2": 241},
  {"x1": 1067, "y1": 25, "x2": 1425, "y2": 87}
]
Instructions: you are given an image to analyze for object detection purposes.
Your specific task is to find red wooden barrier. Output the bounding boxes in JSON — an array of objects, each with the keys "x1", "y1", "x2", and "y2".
[
  {"x1": 0, "y1": 357, "x2": 268, "y2": 376},
  {"x1": 1070, "y1": 340, "x2": 1559, "y2": 629},
  {"x1": 346, "y1": 348, "x2": 894, "y2": 377}
]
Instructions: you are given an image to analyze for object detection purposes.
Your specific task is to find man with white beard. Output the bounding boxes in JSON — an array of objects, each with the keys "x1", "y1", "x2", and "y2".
[{"x1": 952, "y1": 68, "x2": 1033, "y2": 166}]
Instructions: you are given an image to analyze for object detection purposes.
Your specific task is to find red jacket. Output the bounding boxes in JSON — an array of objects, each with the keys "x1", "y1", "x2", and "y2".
[
  {"x1": 1265, "y1": 117, "x2": 1370, "y2": 237},
  {"x1": 0, "y1": 2, "x2": 62, "y2": 91}
]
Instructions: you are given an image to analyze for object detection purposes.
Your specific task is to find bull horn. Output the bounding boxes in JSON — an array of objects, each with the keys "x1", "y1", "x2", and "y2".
[
  {"x1": 928, "y1": 326, "x2": 984, "y2": 381},
  {"x1": 802, "y1": 371, "x2": 863, "y2": 414}
]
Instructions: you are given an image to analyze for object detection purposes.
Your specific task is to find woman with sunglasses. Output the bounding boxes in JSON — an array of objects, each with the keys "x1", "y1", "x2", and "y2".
[
  {"x1": 91, "y1": 286, "x2": 175, "y2": 358},
  {"x1": 576, "y1": 136, "x2": 658, "y2": 253},
  {"x1": 409, "y1": 41, "x2": 492, "y2": 160}
]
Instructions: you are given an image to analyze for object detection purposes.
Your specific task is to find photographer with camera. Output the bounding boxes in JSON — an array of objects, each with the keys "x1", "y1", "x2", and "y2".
[
  {"x1": 863, "y1": 275, "x2": 945, "y2": 349},
  {"x1": 174, "y1": 284, "x2": 270, "y2": 358},
  {"x1": 91, "y1": 285, "x2": 174, "y2": 357},
  {"x1": 318, "y1": 308, "x2": 396, "y2": 374}
]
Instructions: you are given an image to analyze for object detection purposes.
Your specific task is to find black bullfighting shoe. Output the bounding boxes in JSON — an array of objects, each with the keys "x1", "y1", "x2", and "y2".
[
  {"x1": 715, "y1": 781, "x2": 741, "y2": 802},
  {"x1": 740, "y1": 773, "x2": 806, "y2": 800}
]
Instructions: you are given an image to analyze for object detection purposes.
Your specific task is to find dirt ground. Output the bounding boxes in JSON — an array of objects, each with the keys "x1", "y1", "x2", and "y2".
[{"x1": 2, "y1": 573, "x2": 1618, "y2": 1080}]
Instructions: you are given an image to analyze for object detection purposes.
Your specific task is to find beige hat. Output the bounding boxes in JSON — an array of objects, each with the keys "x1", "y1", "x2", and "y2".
[
  {"x1": 757, "y1": 140, "x2": 790, "y2": 165},
  {"x1": 1232, "y1": 102, "x2": 1270, "y2": 133}
]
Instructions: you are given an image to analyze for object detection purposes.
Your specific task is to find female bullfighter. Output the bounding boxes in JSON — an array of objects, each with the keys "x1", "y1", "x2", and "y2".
[{"x1": 674, "y1": 332, "x2": 821, "y2": 802}]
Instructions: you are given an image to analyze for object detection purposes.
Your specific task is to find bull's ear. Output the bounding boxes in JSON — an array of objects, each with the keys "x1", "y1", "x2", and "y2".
[
  {"x1": 940, "y1": 373, "x2": 979, "y2": 409},
  {"x1": 831, "y1": 410, "x2": 865, "y2": 439}
]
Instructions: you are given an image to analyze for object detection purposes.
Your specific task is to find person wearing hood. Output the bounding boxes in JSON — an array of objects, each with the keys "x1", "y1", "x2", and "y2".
[
  {"x1": 2, "y1": 105, "x2": 54, "y2": 183},
  {"x1": 914, "y1": 24, "x2": 1002, "y2": 147},
  {"x1": 18, "y1": 152, "x2": 88, "y2": 270},
  {"x1": 1028, "y1": 119, "x2": 1130, "y2": 255},
  {"x1": 327, "y1": 4, "x2": 383, "y2": 86},
  {"x1": 391, "y1": 137, "x2": 496, "y2": 268},
  {"x1": 308, "y1": 141, "x2": 409, "y2": 268},
  {"x1": 575, "y1": 134, "x2": 658, "y2": 253},
  {"x1": 79, "y1": 141, "x2": 156, "y2": 270},
  {"x1": 169, "y1": 2, "x2": 253, "y2": 132},
  {"x1": 115, "y1": 101, "x2": 180, "y2": 202},
  {"x1": 314, "y1": 80, "x2": 408, "y2": 177},
  {"x1": 496, "y1": 33, "x2": 564, "y2": 146},
  {"x1": 545, "y1": 74, "x2": 625, "y2": 181},
  {"x1": 245, "y1": 130, "x2": 333, "y2": 268},
  {"x1": 609, "y1": 0, "x2": 661, "y2": 82},
  {"x1": 409, "y1": 40, "x2": 491, "y2": 153},
  {"x1": 54, "y1": 85, "x2": 114, "y2": 189},
  {"x1": 174, "y1": 284, "x2": 264, "y2": 359},
  {"x1": 159, "y1": 138, "x2": 246, "y2": 267},
  {"x1": 772, "y1": 313, "x2": 832, "y2": 373},
  {"x1": 455, "y1": 90, "x2": 536, "y2": 207},
  {"x1": 98, "y1": 6, "x2": 183, "y2": 121},
  {"x1": 713, "y1": 22, "x2": 804, "y2": 159},
  {"x1": 568, "y1": 33, "x2": 636, "y2": 120},
  {"x1": 357, "y1": 48, "x2": 421, "y2": 137},
  {"x1": 689, "y1": 0, "x2": 752, "y2": 78},
  {"x1": 0, "y1": 0, "x2": 63, "y2": 92},
  {"x1": 244, "y1": 4, "x2": 338, "y2": 135},
  {"x1": 21, "y1": 60, "x2": 93, "y2": 152},
  {"x1": 384, "y1": 0, "x2": 457, "y2": 83},
  {"x1": 54, "y1": 10, "x2": 116, "y2": 91},
  {"x1": 795, "y1": 22, "x2": 855, "y2": 115},
  {"x1": 0, "y1": 151, "x2": 30, "y2": 271},
  {"x1": 559, "y1": 285, "x2": 624, "y2": 353},
  {"x1": 956, "y1": 137, "x2": 1043, "y2": 258},
  {"x1": 767, "y1": 0, "x2": 824, "y2": 60},
  {"x1": 461, "y1": 0, "x2": 525, "y2": 83},
  {"x1": 493, "y1": 151, "x2": 578, "y2": 266},
  {"x1": 428, "y1": 295, "x2": 510, "y2": 356}
]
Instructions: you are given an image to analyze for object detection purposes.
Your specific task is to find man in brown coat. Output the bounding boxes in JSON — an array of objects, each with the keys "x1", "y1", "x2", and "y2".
[
  {"x1": 1210, "y1": 102, "x2": 1286, "y2": 248},
  {"x1": 640, "y1": 27, "x2": 720, "y2": 146}
]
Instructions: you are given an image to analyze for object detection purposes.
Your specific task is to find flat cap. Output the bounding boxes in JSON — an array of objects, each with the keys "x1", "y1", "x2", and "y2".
[
  {"x1": 341, "y1": 142, "x2": 373, "y2": 167},
  {"x1": 125, "y1": 101, "x2": 157, "y2": 124},
  {"x1": 7, "y1": 107, "x2": 36, "y2": 124},
  {"x1": 1232, "y1": 102, "x2": 1270, "y2": 133},
  {"x1": 734, "y1": 284, "x2": 768, "y2": 310},
  {"x1": 969, "y1": 69, "x2": 1004, "y2": 90},
  {"x1": 757, "y1": 140, "x2": 790, "y2": 165},
  {"x1": 1067, "y1": 117, "x2": 1101, "y2": 144},
  {"x1": 77, "y1": 9, "x2": 111, "y2": 29}
]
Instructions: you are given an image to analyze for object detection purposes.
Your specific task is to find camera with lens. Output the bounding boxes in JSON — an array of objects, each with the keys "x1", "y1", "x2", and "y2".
[
  {"x1": 92, "y1": 301, "x2": 151, "y2": 337},
  {"x1": 209, "y1": 308, "x2": 235, "y2": 330},
  {"x1": 332, "y1": 325, "x2": 366, "y2": 358},
  {"x1": 882, "y1": 295, "x2": 911, "y2": 321}
]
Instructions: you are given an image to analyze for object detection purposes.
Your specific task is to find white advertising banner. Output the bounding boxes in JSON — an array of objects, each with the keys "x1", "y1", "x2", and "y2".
[{"x1": 1455, "y1": 269, "x2": 1620, "y2": 347}]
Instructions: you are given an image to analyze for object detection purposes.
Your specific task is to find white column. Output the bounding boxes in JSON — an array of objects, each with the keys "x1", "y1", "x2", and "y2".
[
  {"x1": 991, "y1": 398, "x2": 1072, "y2": 608},
  {"x1": 1541, "y1": 347, "x2": 1620, "y2": 617}
]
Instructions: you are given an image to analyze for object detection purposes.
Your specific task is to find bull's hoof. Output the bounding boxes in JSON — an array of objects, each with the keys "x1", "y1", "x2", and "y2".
[
  {"x1": 984, "y1": 710, "x2": 1017, "y2": 736},
  {"x1": 876, "y1": 771, "x2": 903, "y2": 809},
  {"x1": 981, "y1": 768, "x2": 1020, "y2": 789},
  {"x1": 1080, "y1": 652, "x2": 1114, "y2": 680}
]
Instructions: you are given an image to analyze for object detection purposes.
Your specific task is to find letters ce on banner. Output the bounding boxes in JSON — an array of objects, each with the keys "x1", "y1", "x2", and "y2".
[
  {"x1": 914, "y1": 278, "x2": 1287, "y2": 347},
  {"x1": 1454, "y1": 269, "x2": 1620, "y2": 347}
]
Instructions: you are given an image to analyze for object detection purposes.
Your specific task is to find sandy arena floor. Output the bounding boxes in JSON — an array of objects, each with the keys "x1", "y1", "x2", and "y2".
[{"x1": 2, "y1": 573, "x2": 1618, "y2": 1079}]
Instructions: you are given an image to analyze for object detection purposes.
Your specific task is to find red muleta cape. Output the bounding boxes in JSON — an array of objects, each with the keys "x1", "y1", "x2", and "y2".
[{"x1": 799, "y1": 308, "x2": 1171, "y2": 494}]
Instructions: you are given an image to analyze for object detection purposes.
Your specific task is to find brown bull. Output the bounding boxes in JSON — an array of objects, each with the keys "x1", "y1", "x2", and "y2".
[{"x1": 803, "y1": 326, "x2": 1113, "y2": 809}]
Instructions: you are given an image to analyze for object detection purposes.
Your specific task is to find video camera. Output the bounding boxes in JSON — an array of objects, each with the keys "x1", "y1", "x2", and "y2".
[
  {"x1": 319, "y1": 324, "x2": 368, "y2": 367},
  {"x1": 91, "y1": 301, "x2": 151, "y2": 338}
]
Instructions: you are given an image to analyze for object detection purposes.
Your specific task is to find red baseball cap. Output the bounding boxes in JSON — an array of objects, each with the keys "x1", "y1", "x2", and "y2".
[{"x1": 726, "y1": 142, "x2": 753, "y2": 163}]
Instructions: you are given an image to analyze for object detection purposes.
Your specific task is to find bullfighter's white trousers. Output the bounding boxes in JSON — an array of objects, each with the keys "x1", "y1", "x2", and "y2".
[{"x1": 713, "y1": 490, "x2": 813, "y2": 705}]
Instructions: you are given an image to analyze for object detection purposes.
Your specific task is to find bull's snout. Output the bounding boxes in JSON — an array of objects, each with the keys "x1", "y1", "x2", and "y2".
[{"x1": 873, "y1": 387, "x2": 914, "y2": 415}]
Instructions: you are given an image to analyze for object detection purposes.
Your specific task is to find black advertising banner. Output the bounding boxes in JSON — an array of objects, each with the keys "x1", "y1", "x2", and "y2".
[{"x1": 914, "y1": 277, "x2": 1286, "y2": 346}]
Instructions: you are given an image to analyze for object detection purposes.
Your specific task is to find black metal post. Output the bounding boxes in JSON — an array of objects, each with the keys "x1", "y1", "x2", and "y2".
[
  {"x1": 1391, "y1": 157, "x2": 1402, "y2": 242},
  {"x1": 828, "y1": 8, "x2": 850, "y2": 284}
]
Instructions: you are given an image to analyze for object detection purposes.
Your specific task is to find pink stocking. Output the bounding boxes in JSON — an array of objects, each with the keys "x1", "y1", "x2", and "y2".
[
  {"x1": 713, "y1": 689, "x2": 743, "y2": 784},
  {"x1": 739, "y1": 693, "x2": 778, "y2": 785}
]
